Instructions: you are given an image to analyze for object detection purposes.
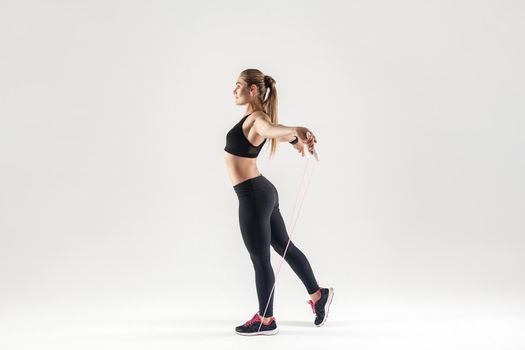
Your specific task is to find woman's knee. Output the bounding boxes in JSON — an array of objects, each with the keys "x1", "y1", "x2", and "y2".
[
  {"x1": 271, "y1": 240, "x2": 295, "y2": 257},
  {"x1": 249, "y1": 250, "x2": 272, "y2": 267}
]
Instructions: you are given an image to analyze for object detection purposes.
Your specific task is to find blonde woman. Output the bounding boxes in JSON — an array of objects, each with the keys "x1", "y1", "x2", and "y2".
[{"x1": 224, "y1": 68, "x2": 334, "y2": 336}]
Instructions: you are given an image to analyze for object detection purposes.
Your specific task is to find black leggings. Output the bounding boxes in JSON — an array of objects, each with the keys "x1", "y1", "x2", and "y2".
[{"x1": 233, "y1": 173, "x2": 320, "y2": 317}]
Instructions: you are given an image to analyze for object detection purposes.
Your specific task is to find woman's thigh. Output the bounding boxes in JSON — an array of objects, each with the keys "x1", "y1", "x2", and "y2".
[
  {"x1": 238, "y1": 188, "x2": 275, "y2": 255},
  {"x1": 269, "y1": 205, "x2": 291, "y2": 253}
]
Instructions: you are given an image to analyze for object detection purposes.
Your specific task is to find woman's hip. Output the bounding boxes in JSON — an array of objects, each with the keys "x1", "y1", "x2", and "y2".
[{"x1": 233, "y1": 173, "x2": 275, "y2": 197}]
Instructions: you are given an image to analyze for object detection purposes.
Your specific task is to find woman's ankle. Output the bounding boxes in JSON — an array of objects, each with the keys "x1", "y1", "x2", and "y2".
[
  {"x1": 260, "y1": 315, "x2": 274, "y2": 324},
  {"x1": 309, "y1": 288, "x2": 322, "y2": 302}
]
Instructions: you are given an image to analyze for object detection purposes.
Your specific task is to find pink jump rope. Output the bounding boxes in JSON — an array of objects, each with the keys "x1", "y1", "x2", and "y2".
[{"x1": 257, "y1": 132, "x2": 320, "y2": 332}]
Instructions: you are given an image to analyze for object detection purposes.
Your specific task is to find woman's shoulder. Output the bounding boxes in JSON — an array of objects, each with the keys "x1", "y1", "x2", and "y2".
[{"x1": 251, "y1": 110, "x2": 271, "y2": 123}]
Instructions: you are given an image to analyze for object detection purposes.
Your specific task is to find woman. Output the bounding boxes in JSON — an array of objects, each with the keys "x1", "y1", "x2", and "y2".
[{"x1": 224, "y1": 68, "x2": 334, "y2": 336}]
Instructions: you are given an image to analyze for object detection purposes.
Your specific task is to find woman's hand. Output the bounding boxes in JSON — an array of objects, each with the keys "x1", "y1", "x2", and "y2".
[{"x1": 294, "y1": 127, "x2": 317, "y2": 156}]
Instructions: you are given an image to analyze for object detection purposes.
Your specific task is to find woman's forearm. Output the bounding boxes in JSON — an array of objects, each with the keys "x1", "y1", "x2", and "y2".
[
  {"x1": 263, "y1": 124, "x2": 297, "y2": 139},
  {"x1": 277, "y1": 134, "x2": 298, "y2": 142}
]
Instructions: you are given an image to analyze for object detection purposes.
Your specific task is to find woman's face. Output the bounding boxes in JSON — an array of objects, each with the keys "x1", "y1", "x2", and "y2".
[{"x1": 233, "y1": 77, "x2": 251, "y2": 105}]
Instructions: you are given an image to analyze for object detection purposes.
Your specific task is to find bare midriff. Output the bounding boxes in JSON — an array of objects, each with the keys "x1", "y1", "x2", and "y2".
[{"x1": 224, "y1": 151, "x2": 262, "y2": 186}]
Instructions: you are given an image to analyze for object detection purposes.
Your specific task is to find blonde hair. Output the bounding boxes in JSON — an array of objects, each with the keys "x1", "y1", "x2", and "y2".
[{"x1": 239, "y1": 68, "x2": 278, "y2": 158}]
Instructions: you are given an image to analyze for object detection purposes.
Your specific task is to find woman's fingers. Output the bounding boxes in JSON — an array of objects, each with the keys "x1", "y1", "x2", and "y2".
[
  {"x1": 306, "y1": 131, "x2": 317, "y2": 144},
  {"x1": 298, "y1": 128, "x2": 318, "y2": 156},
  {"x1": 307, "y1": 140, "x2": 315, "y2": 150}
]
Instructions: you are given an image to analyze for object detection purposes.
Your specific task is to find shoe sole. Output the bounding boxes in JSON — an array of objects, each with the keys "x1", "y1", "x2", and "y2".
[
  {"x1": 235, "y1": 328, "x2": 279, "y2": 336},
  {"x1": 315, "y1": 287, "x2": 334, "y2": 327}
]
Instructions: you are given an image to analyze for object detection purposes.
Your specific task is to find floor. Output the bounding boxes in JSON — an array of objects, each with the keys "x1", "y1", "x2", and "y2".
[{"x1": 2, "y1": 295, "x2": 524, "y2": 350}]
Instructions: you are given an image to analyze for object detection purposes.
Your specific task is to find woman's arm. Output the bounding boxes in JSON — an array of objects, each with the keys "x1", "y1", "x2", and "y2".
[
  {"x1": 275, "y1": 134, "x2": 298, "y2": 143},
  {"x1": 253, "y1": 114, "x2": 318, "y2": 153},
  {"x1": 253, "y1": 117, "x2": 297, "y2": 139}
]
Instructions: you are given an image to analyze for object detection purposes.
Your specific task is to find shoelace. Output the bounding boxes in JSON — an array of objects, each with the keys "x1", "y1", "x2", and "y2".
[
  {"x1": 307, "y1": 299, "x2": 317, "y2": 314},
  {"x1": 245, "y1": 312, "x2": 276, "y2": 327},
  {"x1": 244, "y1": 313, "x2": 260, "y2": 326}
]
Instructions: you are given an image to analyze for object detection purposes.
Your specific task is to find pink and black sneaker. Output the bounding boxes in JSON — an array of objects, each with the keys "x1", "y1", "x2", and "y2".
[
  {"x1": 235, "y1": 312, "x2": 278, "y2": 336},
  {"x1": 307, "y1": 287, "x2": 334, "y2": 326}
]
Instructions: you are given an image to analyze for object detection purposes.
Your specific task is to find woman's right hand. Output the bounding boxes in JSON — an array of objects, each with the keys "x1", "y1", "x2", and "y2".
[{"x1": 294, "y1": 126, "x2": 317, "y2": 155}]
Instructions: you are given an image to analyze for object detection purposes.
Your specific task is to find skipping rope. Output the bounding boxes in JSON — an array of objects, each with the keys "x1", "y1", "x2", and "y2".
[{"x1": 257, "y1": 143, "x2": 320, "y2": 332}]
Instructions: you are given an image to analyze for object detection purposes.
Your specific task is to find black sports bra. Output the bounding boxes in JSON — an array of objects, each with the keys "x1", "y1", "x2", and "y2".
[{"x1": 224, "y1": 113, "x2": 267, "y2": 158}]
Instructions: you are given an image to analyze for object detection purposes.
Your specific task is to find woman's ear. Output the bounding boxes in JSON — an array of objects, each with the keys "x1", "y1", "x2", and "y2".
[{"x1": 249, "y1": 84, "x2": 258, "y2": 97}]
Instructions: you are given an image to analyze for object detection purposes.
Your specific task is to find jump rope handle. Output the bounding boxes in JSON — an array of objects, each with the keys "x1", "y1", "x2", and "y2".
[{"x1": 306, "y1": 131, "x2": 320, "y2": 161}]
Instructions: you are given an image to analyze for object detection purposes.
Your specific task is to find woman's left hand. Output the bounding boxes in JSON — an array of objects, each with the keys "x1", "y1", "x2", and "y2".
[{"x1": 294, "y1": 127, "x2": 317, "y2": 155}]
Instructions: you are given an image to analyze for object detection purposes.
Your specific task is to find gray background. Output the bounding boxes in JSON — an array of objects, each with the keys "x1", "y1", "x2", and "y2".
[{"x1": 1, "y1": 0, "x2": 523, "y2": 349}]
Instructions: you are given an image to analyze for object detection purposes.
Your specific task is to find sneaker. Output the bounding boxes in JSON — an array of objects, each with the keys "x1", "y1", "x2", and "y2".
[
  {"x1": 307, "y1": 287, "x2": 334, "y2": 326},
  {"x1": 235, "y1": 312, "x2": 279, "y2": 336}
]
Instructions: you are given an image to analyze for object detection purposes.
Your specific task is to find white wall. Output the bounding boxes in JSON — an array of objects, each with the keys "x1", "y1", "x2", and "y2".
[{"x1": 1, "y1": 0, "x2": 523, "y2": 310}]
